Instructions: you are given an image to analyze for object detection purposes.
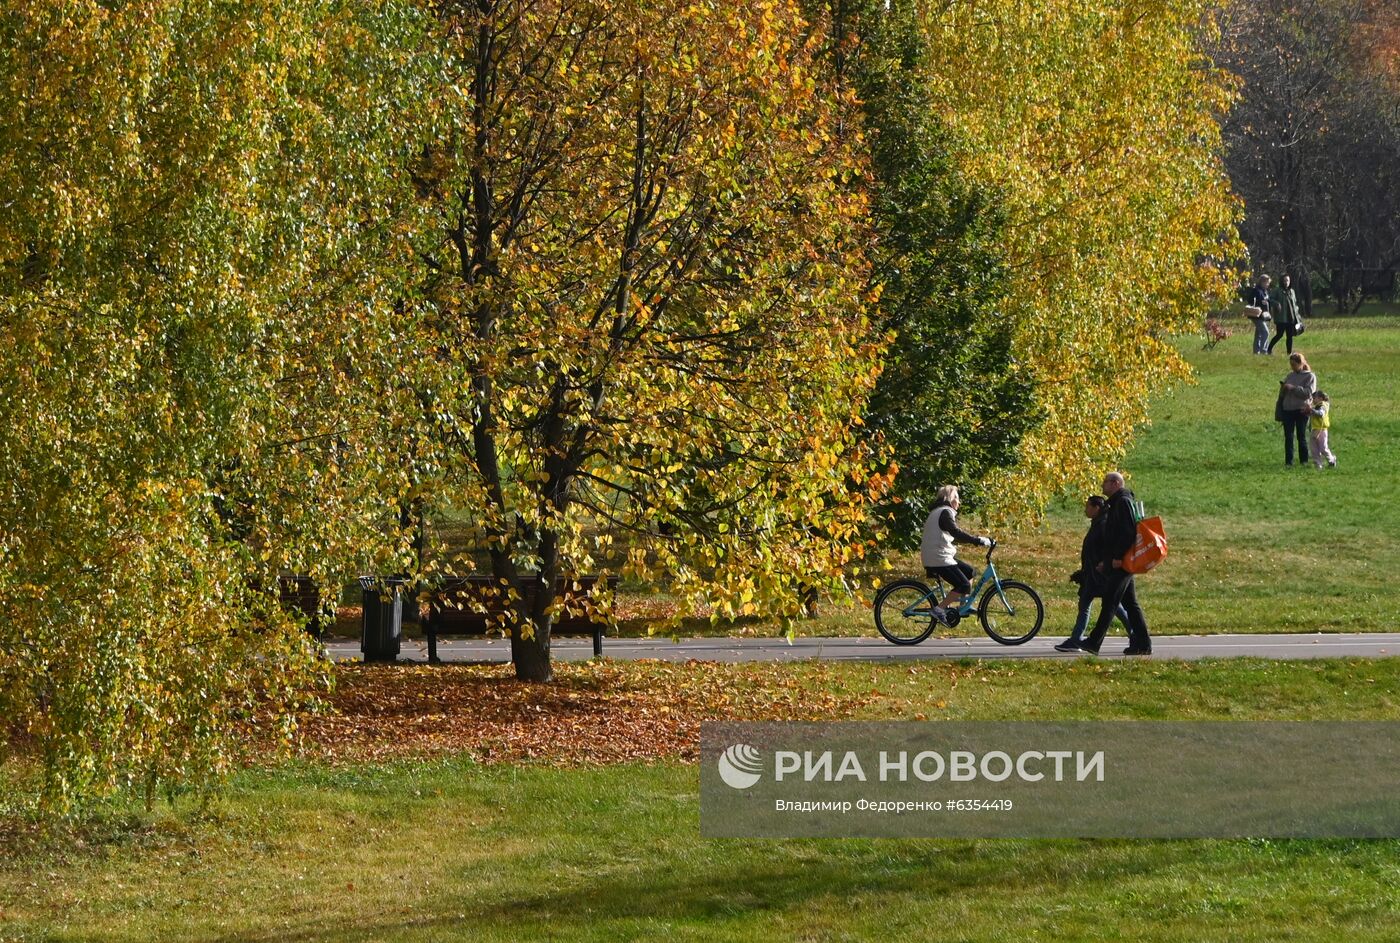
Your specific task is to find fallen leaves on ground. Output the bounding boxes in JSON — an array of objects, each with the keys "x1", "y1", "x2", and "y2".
[{"x1": 292, "y1": 661, "x2": 879, "y2": 766}]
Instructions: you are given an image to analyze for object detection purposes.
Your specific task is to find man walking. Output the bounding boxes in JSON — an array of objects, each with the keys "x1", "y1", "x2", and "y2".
[
  {"x1": 1267, "y1": 273, "x2": 1301, "y2": 355},
  {"x1": 1081, "y1": 472, "x2": 1152, "y2": 656}
]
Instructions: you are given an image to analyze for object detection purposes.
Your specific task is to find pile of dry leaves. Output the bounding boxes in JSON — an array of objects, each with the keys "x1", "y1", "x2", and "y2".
[{"x1": 292, "y1": 661, "x2": 883, "y2": 766}]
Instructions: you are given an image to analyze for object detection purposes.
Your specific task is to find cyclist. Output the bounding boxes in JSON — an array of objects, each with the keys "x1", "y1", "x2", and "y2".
[{"x1": 920, "y1": 485, "x2": 993, "y2": 624}]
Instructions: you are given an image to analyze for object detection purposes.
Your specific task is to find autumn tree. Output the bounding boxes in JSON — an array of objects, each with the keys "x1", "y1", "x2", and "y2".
[
  {"x1": 888, "y1": 0, "x2": 1244, "y2": 517},
  {"x1": 392, "y1": 0, "x2": 887, "y2": 681},
  {"x1": 0, "y1": 0, "x2": 431, "y2": 806},
  {"x1": 1213, "y1": 0, "x2": 1400, "y2": 308}
]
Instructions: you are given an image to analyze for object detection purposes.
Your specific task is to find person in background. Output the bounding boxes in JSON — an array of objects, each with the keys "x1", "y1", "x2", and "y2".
[
  {"x1": 1309, "y1": 390, "x2": 1337, "y2": 469},
  {"x1": 920, "y1": 485, "x2": 993, "y2": 625},
  {"x1": 1247, "y1": 274, "x2": 1272, "y2": 355},
  {"x1": 1245, "y1": 304, "x2": 1272, "y2": 355},
  {"x1": 1081, "y1": 472, "x2": 1153, "y2": 656},
  {"x1": 1267, "y1": 273, "x2": 1302, "y2": 355},
  {"x1": 1054, "y1": 494, "x2": 1130, "y2": 652},
  {"x1": 1280, "y1": 352, "x2": 1317, "y2": 466}
]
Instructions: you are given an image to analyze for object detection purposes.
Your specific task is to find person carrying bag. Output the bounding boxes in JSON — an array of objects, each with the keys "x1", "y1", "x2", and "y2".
[
  {"x1": 1080, "y1": 472, "x2": 1154, "y2": 656},
  {"x1": 1279, "y1": 352, "x2": 1317, "y2": 466},
  {"x1": 1122, "y1": 496, "x2": 1168, "y2": 575},
  {"x1": 1267, "y1": 274, "x2": 1303, "y2": 354}
]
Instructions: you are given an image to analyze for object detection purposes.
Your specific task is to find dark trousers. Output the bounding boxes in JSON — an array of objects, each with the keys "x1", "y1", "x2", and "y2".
[
  {"x1": 1084, "y1": 569, "x2": 1150, "y2": 651},
  {"x1": 1067, "y1": 582, "x2": 1129, "y2": 643},
  {"x1": 1282, "y1": 411, "x2": 1310, "y2": 465},
  {"x1": 1267, "y1": 323, "x2": 1298, "y2": 354}
]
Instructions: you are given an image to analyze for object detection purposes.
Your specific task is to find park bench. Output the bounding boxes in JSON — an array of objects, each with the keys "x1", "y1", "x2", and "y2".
[
  {"x1": 422, "y1": 574, "x2": 617, "y2": 663},
  {"x1": 277, "y1": 574, "x2": 323, "y2": 637}
]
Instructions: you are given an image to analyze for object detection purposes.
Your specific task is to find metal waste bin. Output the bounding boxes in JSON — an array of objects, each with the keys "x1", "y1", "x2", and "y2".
[{"x1": 358, "y1": 576, "x2": 404, "y2": 662}]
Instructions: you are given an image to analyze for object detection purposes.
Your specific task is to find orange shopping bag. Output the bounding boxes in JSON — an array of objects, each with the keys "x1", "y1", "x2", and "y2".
[{"x1": 1123, "y1": 516, "x2": 1168, "y2": 574}]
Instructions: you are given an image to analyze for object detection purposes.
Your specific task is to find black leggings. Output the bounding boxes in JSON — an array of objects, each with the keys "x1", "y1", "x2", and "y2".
[
  {"x1": 1267, "y1": 323, "x2": 1299, "y2": 354},
  {"x1": 1282, "y1": 410, "x2": 1310, "y2": 465},
  {"x1": 926, "y1": 561, "x2": 975, "y2": 596}
]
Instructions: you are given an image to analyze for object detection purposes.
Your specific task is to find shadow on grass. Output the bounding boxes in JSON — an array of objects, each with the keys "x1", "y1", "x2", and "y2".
[{"x1": 201, "y1": 838, "x2": 1211, "y2": 943}]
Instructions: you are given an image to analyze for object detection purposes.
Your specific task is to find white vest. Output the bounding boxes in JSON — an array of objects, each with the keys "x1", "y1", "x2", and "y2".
[{"x1": 921, "y1": 506, "x2": 958, "y2": 567}]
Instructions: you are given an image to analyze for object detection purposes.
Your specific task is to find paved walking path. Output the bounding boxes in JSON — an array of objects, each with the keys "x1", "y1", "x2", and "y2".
[{"x1": 325, "y1": 633, "x2": 1400, "y2": 664}]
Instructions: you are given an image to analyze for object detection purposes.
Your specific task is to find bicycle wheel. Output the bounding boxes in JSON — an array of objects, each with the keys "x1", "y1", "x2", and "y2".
[
  {"x1": 978, "y1": 580, "x2": 1044, "y2": 645},
  {"x1": 874, "y1": 580, "x2": 938, "y2": 645}
]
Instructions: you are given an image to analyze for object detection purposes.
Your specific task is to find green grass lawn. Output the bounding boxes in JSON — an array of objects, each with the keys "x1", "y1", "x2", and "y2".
[
  {"x1": 10, "y1": 763, "x2": 1400, "y2": 943},
  {"x1": 600, "y1": 314, "x2": 1400, "y2": 641},
  {"x1": 4, "y1": 658, "x2": 1400, "y2": 942},
  {"x1": 1087, "y1": 314, "x2": 1400, "y2": 636}
]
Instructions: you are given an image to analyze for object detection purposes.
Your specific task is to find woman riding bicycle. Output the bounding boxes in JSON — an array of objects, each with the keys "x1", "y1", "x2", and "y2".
[{"x1": 920, "y1": 485, "x2": 993, "y2": 625}]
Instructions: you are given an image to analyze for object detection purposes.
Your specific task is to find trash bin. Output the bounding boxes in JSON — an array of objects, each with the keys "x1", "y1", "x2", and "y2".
[{"x1": 359, "y1": 576, "x2": 404, "y2": 662}]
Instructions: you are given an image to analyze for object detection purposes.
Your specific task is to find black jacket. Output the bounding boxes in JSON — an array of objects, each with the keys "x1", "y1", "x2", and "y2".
[
  {"x1": 1080, "y1": 514, "x2": 1111, "y2": 573},
  {"x1": 929, "y1": 499, "x2": 983, "y2": 545},
  {"x1": 1092, "y1": 489, "x2": 1140, "y2": 565},
  {"x1": 1075, "y1": 515, "x2": 1111, "y2": 591},
  {"x1": 1275, "y1": 287, "x2": 1300, "y2": 327}
]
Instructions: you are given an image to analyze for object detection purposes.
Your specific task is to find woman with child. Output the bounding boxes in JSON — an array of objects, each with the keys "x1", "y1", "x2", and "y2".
[{"x1": 1278, "y1": 352, "x2": 1317, "y2": 467}]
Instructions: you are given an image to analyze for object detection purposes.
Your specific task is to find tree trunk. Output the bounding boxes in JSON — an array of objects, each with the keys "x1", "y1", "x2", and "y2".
[
  {"x1": 510, "y1": 612, "x2": 554, "y2": 682},
  {"x1": 511, "y1": 541, "x2": 561, "y2": 682},
  {"x1": 509, "y1": 374, "x2": 574, "y2": 683}
]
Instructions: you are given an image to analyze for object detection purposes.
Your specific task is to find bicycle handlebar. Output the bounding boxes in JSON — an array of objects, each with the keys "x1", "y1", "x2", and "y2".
[{"x1": 986, "y1": 537, "x2": 997, "y2": 563}]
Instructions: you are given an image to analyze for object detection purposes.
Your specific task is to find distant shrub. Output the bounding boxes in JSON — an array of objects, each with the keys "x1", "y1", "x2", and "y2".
[{"x1": 1203, "y1": 316, "x2": 1233, "y2": 349}]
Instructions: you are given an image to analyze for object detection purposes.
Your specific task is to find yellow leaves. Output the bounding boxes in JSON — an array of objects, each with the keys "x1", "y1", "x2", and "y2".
[
  {"x1": 0, "y1": 0, "x2": 440, "y2": 810},
  {"x1": 2, "y1": 0, "x2": 891, "y2": 804},
  {"x1": 906, "y1": 0, "x2": 1243, "y2": 523}
]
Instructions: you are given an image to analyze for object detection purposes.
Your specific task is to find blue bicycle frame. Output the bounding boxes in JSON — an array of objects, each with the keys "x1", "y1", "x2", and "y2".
[{"x1": 920, "y1": 545, "x2": 1016, "y2": 617}]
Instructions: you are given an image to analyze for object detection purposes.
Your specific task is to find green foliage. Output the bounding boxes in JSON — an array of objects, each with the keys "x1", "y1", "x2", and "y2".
[
  {"x1": 921, "y1": 1, "x2": 1246, "y2": 519},
  {"x1": 0, "y1": 0, "x2": 1255, "y2": 808},
  {"x1": 0, "y1": 0, "x2": 434, "y2": 808},
  {"x1": 805, "y1": 1, "x2": 1243, "y2": 532},
  {"x1": 850, "y1": 0, "x2": 1037, "y2": 541}
]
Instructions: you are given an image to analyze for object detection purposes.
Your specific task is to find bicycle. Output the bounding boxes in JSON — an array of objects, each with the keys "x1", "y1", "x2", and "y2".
[{"x1": 873, "y1": 540, "x2": 1044, "y2": 646}]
